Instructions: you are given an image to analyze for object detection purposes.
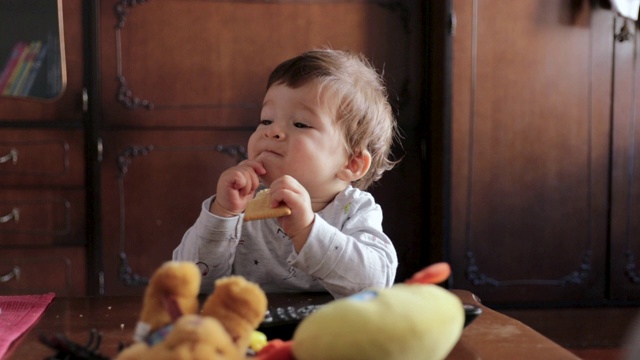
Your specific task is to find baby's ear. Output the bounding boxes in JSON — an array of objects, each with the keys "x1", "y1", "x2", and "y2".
[{"x1": 338, "y1": 150, "x2": 372, "y2": 182}]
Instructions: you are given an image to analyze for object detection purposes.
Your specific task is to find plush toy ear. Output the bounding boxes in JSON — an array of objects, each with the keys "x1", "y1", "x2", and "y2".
[
  {"x1": 134, "y1": 261, "x2": 201, "y2": 342},
  {"x1": 201, "y1": 276, "x2": 268, "y2": 353},
  {"x1": 405, "y1": 262, "x2": 451, "y2": 285}
]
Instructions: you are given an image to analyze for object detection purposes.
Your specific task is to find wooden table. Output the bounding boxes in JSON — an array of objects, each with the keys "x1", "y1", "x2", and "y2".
[
  {"x1": 4, "y1": 290, "x2": 579, "y2": 359},
  {"x1": 450, "y1": 291, "x2": 580, "y2": 359}
]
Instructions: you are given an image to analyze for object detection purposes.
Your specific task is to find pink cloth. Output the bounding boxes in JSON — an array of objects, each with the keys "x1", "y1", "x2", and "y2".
[{"x1": 0, "y1": 293, "x2": 55, "y2": 358}]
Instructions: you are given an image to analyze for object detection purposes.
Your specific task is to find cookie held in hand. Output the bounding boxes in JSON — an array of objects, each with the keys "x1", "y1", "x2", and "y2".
[{"x1": 244, "y1": 189, "x2": 291, "y2": 221}]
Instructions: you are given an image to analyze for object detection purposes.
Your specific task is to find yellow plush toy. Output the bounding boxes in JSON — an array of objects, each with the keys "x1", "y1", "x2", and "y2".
[
  {"x1": 257, "y1": 263, "x2": 466, "y2": 360},
  {"x1": 114, "y1": 261, "x2": 267, "y2": 360},
  {"x1": 291, "y1": 283, "x2": 463, "y2": 360}
]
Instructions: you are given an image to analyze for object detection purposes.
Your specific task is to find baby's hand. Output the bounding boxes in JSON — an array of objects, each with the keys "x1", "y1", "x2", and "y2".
[
  {"x1": 211, "y1": 160, "x2": 266, "y2": 217},
  {"x1": 268, "y1": 175, "x2": 315, "y2": 252}
]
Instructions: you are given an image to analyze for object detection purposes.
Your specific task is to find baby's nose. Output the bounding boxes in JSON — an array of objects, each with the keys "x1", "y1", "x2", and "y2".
[{"x1": 265, "y1": 126, "x2": 285, "y2": 140}]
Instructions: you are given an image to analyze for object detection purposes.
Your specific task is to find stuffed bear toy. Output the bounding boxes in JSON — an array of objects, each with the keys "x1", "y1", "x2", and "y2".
[{"x1": 114, "y1": 261, "x2": 267, "y2": 360}]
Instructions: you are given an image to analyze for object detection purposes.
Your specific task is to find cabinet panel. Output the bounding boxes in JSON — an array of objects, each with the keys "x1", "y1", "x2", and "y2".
[
  {"x1": 99, "y1": 0, "x2": 411, "y2": 127},
  {"x1": 0, "y1": 129, "x2": 84, "y2": 186},
  {"x1": 100, "y1": 130, "x2": 251, "y2": 295},
  {"x1": 0, "y1": 247, "x2": 85, "y2": 295},
  {"x1": 0, "y1": 0, "x2": 83, "y2": 122},
  {"x1": 451, "y1": 0, "x2": 612, "y2": 305},
  {"x1": 610, "y1": 17, "x2": 640, "y2": 301},
  {"x1": 0, "y1": 189, "x2": 85, "y2": 246}
]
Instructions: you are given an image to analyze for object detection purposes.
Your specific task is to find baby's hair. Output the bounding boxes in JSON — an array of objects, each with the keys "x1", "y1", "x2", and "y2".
[{"x1": 267, "y1": 49, "x2": 399, "y2": 190}]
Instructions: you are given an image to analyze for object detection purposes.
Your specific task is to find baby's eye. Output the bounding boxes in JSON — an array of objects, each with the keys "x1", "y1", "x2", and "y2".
[
  {"x1": 294, "y1": 122, "x2": 310, "y2": 129},
  {"x1": 259, "y1": 119, "x2": 272, "y2": 126}
]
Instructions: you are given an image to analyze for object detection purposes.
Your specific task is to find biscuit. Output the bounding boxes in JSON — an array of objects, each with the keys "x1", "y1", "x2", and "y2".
[{"x1": 244, "y1": 189, "x2": 291, "y2": 221}]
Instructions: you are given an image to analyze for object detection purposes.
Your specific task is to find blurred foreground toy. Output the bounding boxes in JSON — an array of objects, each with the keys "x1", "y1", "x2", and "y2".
[
  {"x1": 258, "y1": 262, "x2": 465, "y2": 360},
  {"x1": 114, "y1": 261, "x2": 267, "y2": 360},
  {"x1": 41, "y1": 261, "x2": 467, "y2": 360}
]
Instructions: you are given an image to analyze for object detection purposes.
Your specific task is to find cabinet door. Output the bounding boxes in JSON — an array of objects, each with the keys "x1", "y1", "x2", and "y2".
[
  {"x1": 100, "y1": 130, "x2": 251, "y2": 295},
  {"x1": 451, "y1": 0, "x2": 612, "y2": 305},
  {"x1": 610, "y1": 16, "x2": 640, "y2": 301},
  {"x1": 98, "y1": 1, "x2": 410, "y2": 128},
  {"x1": 0, "y1": 0, "x2": 83, "y2": 122}
]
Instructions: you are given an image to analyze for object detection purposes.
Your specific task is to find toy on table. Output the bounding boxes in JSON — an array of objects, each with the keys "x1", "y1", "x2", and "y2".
[
  {"x1": 41, "y1": 261, "x2": 466, "y2": 360},
  {"x1": 257, "y1": 262, "x2": 465, "y2": 360},
  {"x1": 114, "y1": 261, "x2": 267, "y2": 360}
]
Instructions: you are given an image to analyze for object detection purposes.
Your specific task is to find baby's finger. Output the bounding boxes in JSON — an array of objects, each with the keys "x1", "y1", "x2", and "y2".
[
  {"x1": 238, "y1": 159, "x2": 267, "y2": 176},
  {"x1": 269, "y1": 175, "x2": 301, "y2": 196},
  {"x1": 270, "y1": 187, "x2": 307, "y2": 212},
  {"x1": 236, "y1": 168, "x2": 258, "y2": 197},
  {"x1": 267, "y1": 187, "x2": 288, "y2": 208}
]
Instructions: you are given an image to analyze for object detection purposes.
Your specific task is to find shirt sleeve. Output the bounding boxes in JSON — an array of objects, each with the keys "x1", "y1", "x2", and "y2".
[
  {"x1": 287, "y1": 194, "x2": 398, "y2": 298},
  {"x1": 172, "y1": 196, "x2": 243, "y2": 293}
]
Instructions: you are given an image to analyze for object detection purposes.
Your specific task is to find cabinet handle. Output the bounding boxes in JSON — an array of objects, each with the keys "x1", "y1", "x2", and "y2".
[
  {"x1": 0, "y1": 208, "x2": 19, "y2": 223},
  {"x1": 615, "y1": 18, "x2": 633, "y2": 42},
  {"x1": 0, "y1": 266, "x2": 21, "y2": 282},
  {"x1": 0, "y1": 148, "x2": 18, "y2": 165},
  {"x1": 449, "y1": 10, "x2": 457, "y2": 36}
]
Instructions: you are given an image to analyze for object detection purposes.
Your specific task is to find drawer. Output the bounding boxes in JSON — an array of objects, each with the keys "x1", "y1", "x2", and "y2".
[
  {"x1": 0, "y1": 247, "x2": 85, "y2": 296},
  {"x1": 0, "y1": 129, "x2": 84, "y2": 186},
  {"x1": 0, "y1": 189, "x2": 85, "y2": 246}
]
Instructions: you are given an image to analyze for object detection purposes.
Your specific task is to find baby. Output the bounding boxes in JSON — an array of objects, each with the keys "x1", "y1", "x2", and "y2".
[{"x1": 173, "y1": 49, "x2": 399, "y2": 298}]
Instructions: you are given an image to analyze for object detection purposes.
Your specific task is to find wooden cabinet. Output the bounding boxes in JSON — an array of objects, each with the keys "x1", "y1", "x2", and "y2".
[
  {"x1": 4, "y1": 0, "x2": 637, "y2": 306},
  {"x1": 610, "y1": 15, "x2": 640, "y2": 302},
  {"x1": 450, "y1": 0, "x2": 640, "y2": 306},
  {"x1": 0, "y1": 0, "x2": 86, "y2": 296},
  {"x1": 1, "y1": 0, "x2": 427, "y2": 297},
  {"x1": 96, "y1": 0, "x2": 427, "y2": 295}
]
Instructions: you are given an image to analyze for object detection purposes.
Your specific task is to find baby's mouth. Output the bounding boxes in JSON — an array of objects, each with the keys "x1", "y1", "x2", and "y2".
[{"x1": 259, "y1": 149, "x2": 282, "y2": 158}]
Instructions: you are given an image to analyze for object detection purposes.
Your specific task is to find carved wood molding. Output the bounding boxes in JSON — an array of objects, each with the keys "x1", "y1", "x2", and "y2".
[
  {"x1": 115, "y1": 0, "x2": 153, "y2": 110},
  {"x1": 112, "y1": 0, "x2": 409, "y2": 111},
  {"x1": 626, "y1": 250, "x2": 640, "y2": 283},
  {"x1": 466, "y1": 249, "x2": 592, "y2": 287}
]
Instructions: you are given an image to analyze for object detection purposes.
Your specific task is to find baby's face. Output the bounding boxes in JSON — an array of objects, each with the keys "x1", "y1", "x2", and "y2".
[{"x1": 248, "y1": 82, "x2": 350, "y2": 199}]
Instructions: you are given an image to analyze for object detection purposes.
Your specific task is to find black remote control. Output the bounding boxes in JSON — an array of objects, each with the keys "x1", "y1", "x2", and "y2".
[
  {"x1": 464, "y1": 304, "x2": 482, "y2": 327},
  {"x1": 258, "y1": 304, "x2": 324, "y2": 340},
  {"x1": 260, "y1": 304, "x2": 324, "y2": 328}
]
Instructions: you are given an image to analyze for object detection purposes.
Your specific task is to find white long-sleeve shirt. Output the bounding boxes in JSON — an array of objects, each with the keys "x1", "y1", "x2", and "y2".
[{"x1": 173, "y1": 186, "x2": 397, "y2": 298}]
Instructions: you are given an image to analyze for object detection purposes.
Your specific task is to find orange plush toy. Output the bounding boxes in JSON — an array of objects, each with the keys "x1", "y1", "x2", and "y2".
[{"x1": 114, "y1": 261, "x2": 267, "y2": 360}]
